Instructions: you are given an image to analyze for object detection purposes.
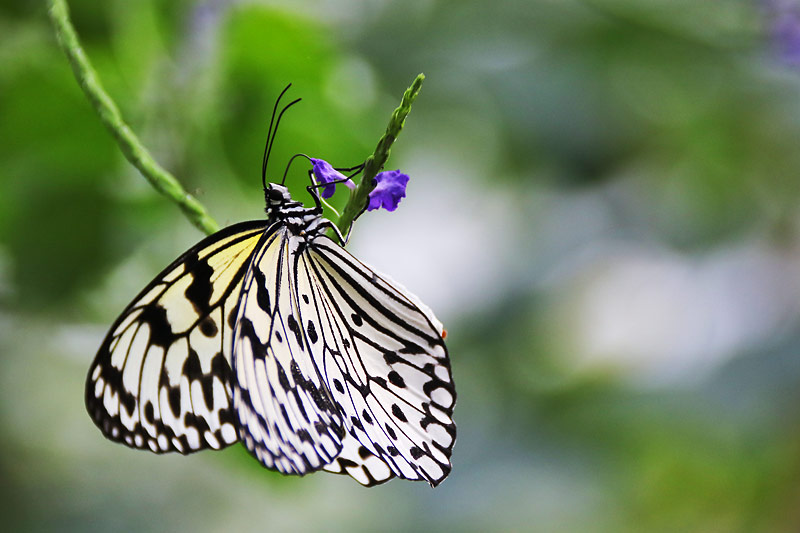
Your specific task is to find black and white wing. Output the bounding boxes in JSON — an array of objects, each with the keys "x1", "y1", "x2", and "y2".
[
  {"x1": 231, "y1": 228, "x2": 346, "y2": 475},
  {"x1": 301, "y1": 235, "x2": 456, "y2": 487},
  {"x1": 86, "y1": 221, "x2": 267, "y2": 454},
  {"x1": 322, "y1": 433, "x2": 395, "y2": 486}
]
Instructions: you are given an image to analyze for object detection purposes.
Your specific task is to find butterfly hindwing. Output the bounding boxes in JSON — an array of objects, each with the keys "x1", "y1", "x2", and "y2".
[
  {"x1": 298, "y1": 235, "x2": 456, "y2": 486},
  {"x1": 86, "y1": 221, "x2": 268, "y2": 454},
  {"x1": 231, "y1": 227, "x2": 346, "y2": 475},
  {"x1": 322, "y1": 433, "x2": 395, "y2": 486}
]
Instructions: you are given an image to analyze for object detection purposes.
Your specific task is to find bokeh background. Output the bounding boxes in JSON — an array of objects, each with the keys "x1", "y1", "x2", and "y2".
[{"x1": 4, "y1": 0, "x2": 800, "y2": 531}]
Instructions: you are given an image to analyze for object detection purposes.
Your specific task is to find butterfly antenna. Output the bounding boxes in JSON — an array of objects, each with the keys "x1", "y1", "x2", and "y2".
[
  {"x1": 262, "y1": 84, "x2": 294, "y2": 189},
  {"x1": 262, "y1": 92, "x2": 302, "y2": 189},
  {"x1": 281, "y1": 153, "x2": 310, "y2": 186}
]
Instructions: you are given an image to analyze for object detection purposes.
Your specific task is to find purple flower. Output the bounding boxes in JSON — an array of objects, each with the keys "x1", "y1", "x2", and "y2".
[
  {"x1": 766, "y1": 0, "x2": 800, "y2": 67},
  {"x1": 367, "y1": 170, "x2": 409, "y2": 212},
  {"x1": 310, "y1": 158, "x2": 355, "y2": 199}
]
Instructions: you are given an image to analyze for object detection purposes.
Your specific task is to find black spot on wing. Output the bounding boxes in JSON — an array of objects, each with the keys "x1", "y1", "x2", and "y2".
[
  {"x1": 314, "y1": 421, "x2": 328, "y2": 436},
  {"x1": 182, "y1": 349, "x2": 202, "y2": 381},
  {"x1": 336, "y1": 457, "x2": 358, "y2": 468},
  {"x1": 238, "y1": 318, "x2": 265, "y2": 360},
  {"x1": 139, "y1": 305, "x2": 173, "y2": 348},
  {"x1": 185, "y1": 411, "x2": 211, "y2": 439},
  {"x1": 199, "y1": 316, "x2": 218, "y2": 337},
  {"x1": 168, "y1": 387, "x2": 181, "y2": 417},
  {"x1": 200, "y1": 375, "x2": 216, "y2": 410},
  {"x1": 383, "y1": 351, "x2": 402, "y2": 365},
  {"x1": 307, "y1": 381, "x2": 336, "y2": 413},
  {"x1": 290, "y1": 360, "x2": 304, "y2": 386},
  {"x1": 333, "y1": 379, "x2": 344, "y2": 394},
  {"x1": 388, "y1": 371, "x2": 406, "y2": 388},
  {"x1": 307, "y1": 320, "x2": 318, "y2": 344},
  {"x1": 351, "y1": 313, "x2": 363, "y2": 327},
  {"x1": 121, "y1": 390, "x2": 136, "y2": 416},
  {"x1": 399, "y1": 341, "x2": 424, "y2": 354},
  {"x1": 277, "y1": 362, "x2": 291, "y2": 391},
  {"x1": 184, "y1": 256, "x2": 214, "y2": 315},
  {"x1": 253, "y1": 268, "x2": 271, "y2": 313},
  {"x1": 391, "y1": 404, "x2": 407, "y2": 423},
  {"x1": 219, "y1": 405, "x2": 236, "y2": 426},
  {"x1": 293, "y1": 389, "x2": 310, "y2": 423},
  {"x1": 280, "y1": 404, "x2": 292, "y2": 428},
  {"x1": 210, "y1": 351, "x2": 231, "y2": 384},
  {"x1": 350, "y1": 416, "x2": 364, "y2": 431},
  {"x1": 298, "y1": 428, "x2": 312, "y2": 443},
  {"x1": 287, "y1": 314, "x2": 303, "y2": 348},
  {"x1": 422, "y1": 375, "x2": 453, "y2": 397},
  {"x1": 97, "y1": 358, "x2": 120, "y2": 384}
]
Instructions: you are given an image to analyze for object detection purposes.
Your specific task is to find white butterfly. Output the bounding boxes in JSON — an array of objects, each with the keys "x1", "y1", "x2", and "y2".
[{"x1": 85, "y1": 89, "x2": 456, "y2": 487}]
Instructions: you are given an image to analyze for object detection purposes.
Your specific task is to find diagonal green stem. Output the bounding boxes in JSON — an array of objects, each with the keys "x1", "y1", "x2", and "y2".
[
  {"x1": 47, "y1": 0, "x2": 219, "y2": 235},
  {"x1": 330, "y1": 74, "x2": 425, "y2": 240}
]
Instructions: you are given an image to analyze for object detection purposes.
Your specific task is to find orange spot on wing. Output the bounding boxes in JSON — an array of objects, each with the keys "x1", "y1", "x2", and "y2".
[{"x1": 441, "y1": 328, "x2": 448, "y2": 339}]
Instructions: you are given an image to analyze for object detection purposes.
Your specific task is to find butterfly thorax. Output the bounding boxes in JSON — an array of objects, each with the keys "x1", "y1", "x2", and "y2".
[{"x1": 264, "y1": 183, "x2": 328, "y2": 238}]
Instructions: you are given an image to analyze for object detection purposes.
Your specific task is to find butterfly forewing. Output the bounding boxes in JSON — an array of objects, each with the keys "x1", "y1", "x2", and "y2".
[
  {"x1": 231, "y1": 228, "x2": 346, "y2": 475},
  {"x1": 86, "y1": 221, "x2": 267, "y2": 454},
  {"x1": 299, "y1": 236, "x2": 456, "y2": 486}
]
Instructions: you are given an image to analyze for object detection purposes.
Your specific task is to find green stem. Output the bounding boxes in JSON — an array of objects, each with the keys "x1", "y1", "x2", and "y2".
[
  {"x1": 47, "y1": 0, "x2": 219, "y2": 235},
  {"x1": 330, "y1": 73, "x2": 425, "y2": 240}
]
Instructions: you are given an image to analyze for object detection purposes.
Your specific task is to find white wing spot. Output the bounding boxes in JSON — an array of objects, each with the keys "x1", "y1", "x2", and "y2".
[
  {"x1": 204, "y1": 431, "x2": 220, "y2": 449},
  {"x1": 186, "y1": 427, "x2": 200, "y2": 449},
  {"x1": 431, "y1": 388, "x2": 453, "y2": 408},
  {"x1": 221, "y1": 423, "x2": 236, "y2": 444}
]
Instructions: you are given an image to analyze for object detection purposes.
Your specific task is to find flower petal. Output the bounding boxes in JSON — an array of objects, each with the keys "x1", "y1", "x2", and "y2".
[
  {"x1": 310, "y1": 158, "x2": 355, "y2": 198},
  {"x1": 367, "y1": 170, "x2": 409, "y2": 212}
]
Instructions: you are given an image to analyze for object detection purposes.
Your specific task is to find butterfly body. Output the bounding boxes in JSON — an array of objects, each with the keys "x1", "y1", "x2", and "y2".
[{"x1": 87, "y1": 183, "x2": 456, "y2": 486}]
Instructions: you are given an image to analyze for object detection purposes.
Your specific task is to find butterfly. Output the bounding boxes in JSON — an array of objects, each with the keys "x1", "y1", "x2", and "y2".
[{"x1": 85, "y1": 86, "x2": 456, "y2": 487}]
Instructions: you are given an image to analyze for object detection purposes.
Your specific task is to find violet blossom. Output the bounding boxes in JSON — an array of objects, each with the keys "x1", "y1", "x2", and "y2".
[
  {"x1": 310, "y1": 158, "x2": 355, "y2": 199},
  {"x1": 366, "y1": 170, "x2": 409, "y2": 212}
]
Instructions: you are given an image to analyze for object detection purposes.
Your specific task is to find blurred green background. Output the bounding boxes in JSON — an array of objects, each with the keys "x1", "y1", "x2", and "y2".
[{"x1": 4, "y1": 0, "x2": 800, "y2": 531}]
